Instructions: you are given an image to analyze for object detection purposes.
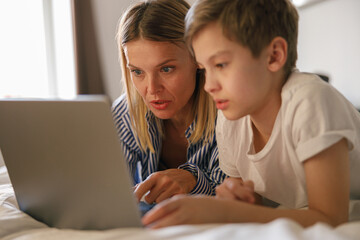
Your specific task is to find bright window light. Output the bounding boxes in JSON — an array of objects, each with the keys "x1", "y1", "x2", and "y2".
[
  {"x1": 0, "y1": 0, "x2": 75, "y2": 99},
  {"x1": 292, "y1": 0, "x2": 308, "y2": 6},
  {"x1": 52, "y1": 0, "x2": 76, "y2": 98}
]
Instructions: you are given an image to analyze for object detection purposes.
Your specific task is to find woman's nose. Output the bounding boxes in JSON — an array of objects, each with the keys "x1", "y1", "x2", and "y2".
[{"x1": 148, "y1": 74, "x2": 163, "y2": 94}]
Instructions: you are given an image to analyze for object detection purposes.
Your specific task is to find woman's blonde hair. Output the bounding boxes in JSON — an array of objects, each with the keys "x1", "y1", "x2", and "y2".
[
  {"x1": 185, "y1": 0, "x2": 299, "y2": 79},
  {"x1": 117, "y1": 0, "x2": 217, "y2": 152}
]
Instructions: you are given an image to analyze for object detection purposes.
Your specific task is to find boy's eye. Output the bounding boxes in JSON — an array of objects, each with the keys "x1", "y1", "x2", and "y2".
[
  {"x1": 215, "y1": 63, "x2": 227, "y2": 69},
  {"x1": 161, "y1": 66, "x2": 174, "y2": 73},
  {"x1": 130, "y1": 69, "x2": 143, "y2": 76}
]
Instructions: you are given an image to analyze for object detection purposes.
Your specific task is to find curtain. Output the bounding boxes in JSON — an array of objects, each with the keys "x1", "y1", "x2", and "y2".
[{"x1": 71, "y1": 0, "x2": 105, "y2": 94}]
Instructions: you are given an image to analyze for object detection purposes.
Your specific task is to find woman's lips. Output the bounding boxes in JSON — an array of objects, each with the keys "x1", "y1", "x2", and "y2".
[
  {"x1": 150, "y1": 100, "x2": 171, "y2": 110},
  {"x1": 215, "y1": 99, "x2": 229, "y2": 110}
]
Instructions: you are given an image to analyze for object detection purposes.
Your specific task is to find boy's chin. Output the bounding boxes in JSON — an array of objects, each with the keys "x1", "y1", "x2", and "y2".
[{"x1": 221, "y1": 110, "x2": 244, "y2": 121}]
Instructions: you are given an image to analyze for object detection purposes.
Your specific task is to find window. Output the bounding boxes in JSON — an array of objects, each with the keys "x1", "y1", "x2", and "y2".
[{"x1": 0, "y1": 0, "x2": 76, "y2": 98}]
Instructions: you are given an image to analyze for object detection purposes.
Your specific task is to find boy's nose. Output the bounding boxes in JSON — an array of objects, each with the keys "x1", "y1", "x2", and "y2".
[{"x1": 204, "y1": 72, "x2": 220, "y2": 94}]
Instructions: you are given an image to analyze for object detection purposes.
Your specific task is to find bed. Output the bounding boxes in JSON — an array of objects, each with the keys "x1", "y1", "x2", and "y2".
[{"x1": 0, "y1": 165, "x2": 359, "y2": 240}]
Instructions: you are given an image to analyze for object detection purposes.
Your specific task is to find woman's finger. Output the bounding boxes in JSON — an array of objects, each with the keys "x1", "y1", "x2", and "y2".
[
  {"x1": 134, "y1": 177, "x2": 156, "y2": 202},
  {"x1": 144, "y1": 175, "x2": 175, "y2": 203},
  {"x1": 154, "y1": 184, "x2": 181, "y2": 203}
]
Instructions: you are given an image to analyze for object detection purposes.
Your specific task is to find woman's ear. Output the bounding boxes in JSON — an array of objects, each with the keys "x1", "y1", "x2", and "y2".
[{"x1": 267, "y1": 37, "x2": 287, "y2": 73}]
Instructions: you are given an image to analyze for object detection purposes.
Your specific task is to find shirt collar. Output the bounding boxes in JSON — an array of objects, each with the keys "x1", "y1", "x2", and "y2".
[{"x1": 185, "y1": 120, "x2": 195, "y2": 139}]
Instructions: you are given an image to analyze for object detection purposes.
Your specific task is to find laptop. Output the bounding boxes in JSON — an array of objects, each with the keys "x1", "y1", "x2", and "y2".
[{"x1": 0, "y1": 95, "x2": 146, "y2": 230}]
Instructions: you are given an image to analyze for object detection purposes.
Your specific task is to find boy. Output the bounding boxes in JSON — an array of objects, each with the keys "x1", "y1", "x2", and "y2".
[{"x1": 142, "y1": 0, "x2": 360, "y2": 228}]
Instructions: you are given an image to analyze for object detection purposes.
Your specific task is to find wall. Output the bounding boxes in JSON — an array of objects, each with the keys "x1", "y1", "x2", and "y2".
[
  {"x1": 90, "y1": 0, "x2": 360, "y2": 109},
  {"x1": 297, "y1": 0, "x2": 360, "y2": 108},
  {"x1": 90, "y1": 0, "x2": 133, "y2": 102}
]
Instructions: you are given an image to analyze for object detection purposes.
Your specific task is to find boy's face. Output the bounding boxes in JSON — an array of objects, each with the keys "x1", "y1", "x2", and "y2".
[{"x1": 192, "y1": 22, "x2": 275, "y2": 120}]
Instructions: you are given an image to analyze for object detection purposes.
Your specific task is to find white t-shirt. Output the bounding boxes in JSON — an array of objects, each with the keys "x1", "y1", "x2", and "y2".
[{"x1": 217, "y1": 71, "x2": 360, "y2": 208}]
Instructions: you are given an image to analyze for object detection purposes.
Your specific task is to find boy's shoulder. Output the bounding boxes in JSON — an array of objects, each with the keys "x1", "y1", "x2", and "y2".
[
  {"x1": 281, "y1": 71, "x2": 359, "y2": 122},
  {"x1": 283, "y1": 71, "x2": 326, "y2": 92},
  {"x1": 282, "y1": 71, "x2": 335, "y2": 102}
]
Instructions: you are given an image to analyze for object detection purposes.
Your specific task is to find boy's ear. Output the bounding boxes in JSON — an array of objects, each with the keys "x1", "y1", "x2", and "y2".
[{"x1": 267, "y1": 37, "x2": 287, "y2": 72}]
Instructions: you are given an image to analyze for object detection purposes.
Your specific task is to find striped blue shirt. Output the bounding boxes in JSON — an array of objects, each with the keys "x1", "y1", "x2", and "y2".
[{"x1": 112, "y1": 94, "x2": 226, "y2": 195}]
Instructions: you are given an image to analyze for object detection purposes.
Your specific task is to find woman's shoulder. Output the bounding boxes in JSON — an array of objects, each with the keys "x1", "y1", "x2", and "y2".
[
  {"x1": 112, "y1": 94, "x2": 128, "y2": 116},
  {"x1": 111, "y1": 94, "x2": 133, "y2": 134},
  {"x1": 112, "y1": 94, "x2": 133, "y2": 124}
]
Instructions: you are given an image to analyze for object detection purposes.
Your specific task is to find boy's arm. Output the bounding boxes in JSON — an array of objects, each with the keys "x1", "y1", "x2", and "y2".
[
  {"x1": 302, "y1": 137, "x2": 349, "y2": 226},
  {"x1": 142, "y1": 138, "x2": 349, "y2": 228}
]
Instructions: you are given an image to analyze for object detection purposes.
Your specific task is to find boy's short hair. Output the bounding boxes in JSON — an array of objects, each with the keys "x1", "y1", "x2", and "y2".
[{"x1": 185, "y1": 0, "x2": 299, "y2": 78}]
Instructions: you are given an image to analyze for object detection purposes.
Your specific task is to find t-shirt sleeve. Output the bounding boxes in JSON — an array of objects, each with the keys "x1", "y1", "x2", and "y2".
[{"x1": 290, "y1": 81, "x2": 356, "y2": 162}]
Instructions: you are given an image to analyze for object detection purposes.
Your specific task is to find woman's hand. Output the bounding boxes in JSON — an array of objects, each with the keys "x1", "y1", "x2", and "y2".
[
  {"x1": 142, "y1": 195, "x2": 226, "y2": 228},
  {"x1": 216, "y1": 177, "x2": 259, "y2": 204},
  {"x1": 134, "y1": 169, "x2": 197, "y2": 204}
]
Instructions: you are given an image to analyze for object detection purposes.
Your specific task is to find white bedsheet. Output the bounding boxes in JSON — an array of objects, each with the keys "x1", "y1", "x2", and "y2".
[{"x1": 1, "y1": 166, "x2": 359, "y2": 240}]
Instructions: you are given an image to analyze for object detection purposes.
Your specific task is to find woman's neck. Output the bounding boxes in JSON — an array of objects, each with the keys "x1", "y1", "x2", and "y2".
[
  {"x1": 165, "y1": 118, "x2": 189, "y2": 135},
  {"x1": 160, "y1": 119, "x2": 189, "y2": 169},
  {"x1": 167, "y1": 96, "x2": 195, "y2": 134}
]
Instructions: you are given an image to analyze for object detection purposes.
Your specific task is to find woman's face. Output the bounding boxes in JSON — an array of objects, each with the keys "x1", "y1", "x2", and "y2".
[{"x1": 124, "y1": 39, "x2": 197, "y2": 122}]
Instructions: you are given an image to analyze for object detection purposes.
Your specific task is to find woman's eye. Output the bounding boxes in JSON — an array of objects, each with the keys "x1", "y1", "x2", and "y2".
[
  {"x1": 161, "y1": 66, "x2": 174, "y2": 73},
  {"x1": 130, "y1": 69, "x2": 142, "y2": 76}
]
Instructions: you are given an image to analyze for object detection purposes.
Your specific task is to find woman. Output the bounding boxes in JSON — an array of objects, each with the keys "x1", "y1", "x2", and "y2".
[{"x1": 112, "y1": 0, "x2": 226, "y2": 204}]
